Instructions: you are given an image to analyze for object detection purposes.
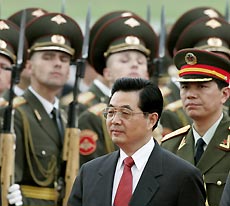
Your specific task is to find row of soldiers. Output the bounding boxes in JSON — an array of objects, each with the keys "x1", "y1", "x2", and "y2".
[{"x1": 0, "y1": 5, "x2": 229, "y2": 206}]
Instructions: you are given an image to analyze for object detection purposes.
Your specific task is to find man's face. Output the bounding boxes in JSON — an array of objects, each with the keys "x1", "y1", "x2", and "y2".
[
  {"x1": 0, "y1": 55, "x2": 12, "y2": 94},
  {"x1": 180, "y1": 81, "x2": 230, "y2": 121},
  {"x1": 104, "y1": 50, "x2": 149, "y2": 86},
  {"x1": 106, "y1": 91, "x2": 151, "y2": 153},
  {"x1": 29, "y1": 51, "x2": 71, "y2": 91}
]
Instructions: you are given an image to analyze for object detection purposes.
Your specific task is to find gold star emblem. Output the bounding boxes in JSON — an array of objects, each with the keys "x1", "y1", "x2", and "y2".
[
  {"x1": 32, "y1": 9, "x2": 46, "y2": 18},
  {"x1": 206, "y1": 19, "x2": 221, "y2": 29},
  {"x1": 0, "y1": 21, "x2": 9, "y2": 30},
  {"x1": 51, "y1": 15, "x2": 67, "y2": 25},
  {"x1": 203, "y1": 9, "x2": 219, "y2": 18},
  {"x1": 124, "y1": 18, "x2": 140, "y2": 28}
]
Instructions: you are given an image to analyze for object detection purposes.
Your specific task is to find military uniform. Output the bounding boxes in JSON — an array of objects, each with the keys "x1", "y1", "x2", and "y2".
[
  {"x1": 3, "y1": 12, "x2": 83, "y2": 205},
  {"x1": 161, "y1": 48, "x2": 230, "y2": 206},
  {"x1": 79, "y1": 11, "x2": 158, "y2": 165}
]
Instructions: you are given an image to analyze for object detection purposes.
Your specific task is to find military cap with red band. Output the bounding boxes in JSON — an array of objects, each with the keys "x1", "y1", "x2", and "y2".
[{"x1": 174, "y1": 48, "x2": 230, "y2": 84}]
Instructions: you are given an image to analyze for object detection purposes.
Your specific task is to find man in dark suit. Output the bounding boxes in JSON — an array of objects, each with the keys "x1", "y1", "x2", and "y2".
[
  {"x1": 68, "y1": 77, "x2": 206, "y2": 206},
  {"x1": 161, "y1": 48, "x2": 230, "y2": 206},
  {"x1": 220, "y1": 171, "x2": 230, "y2": 206}
]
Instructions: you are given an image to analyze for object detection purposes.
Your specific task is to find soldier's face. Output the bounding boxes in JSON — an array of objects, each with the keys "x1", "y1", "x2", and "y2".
[
  {"x1": 0, "y1": 55, "x2": 12, "y2": 94},
  {"x1": 29, "y1": 51, "x2": 70, "y2": 91},
  {"x1": 104, "y1": 51, "x2": 149, "y2": 86},
  {"x1": 180, "y1": 81, "x2": 229, "y2": 121}
]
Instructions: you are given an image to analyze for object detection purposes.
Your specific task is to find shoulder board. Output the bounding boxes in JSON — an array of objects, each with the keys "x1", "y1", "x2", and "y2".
[
  {"x1": 161, "y1": 125, "x2": 191, "y2": 142},
  {"x1": 0, "y1": 97, "x2": 8, "y2": 107},
  {"x1": 88, "y1": 103, "x2": 107, "y2": 116},
  {"x1": 159, "y1": 86, "x2": 171, "y2": 98},
  {"x1": 78, "y1": 91, "x2": 95, "y2": 105},
  {"x1": 164, "y1": 99, "x2": 183, "y2": 112},
  {"x1": 13, "y1": 96, "x2": 27, "y2": 108},
  {"x1": 60, "y1": 93, "x2": 73, "y2": 105}
]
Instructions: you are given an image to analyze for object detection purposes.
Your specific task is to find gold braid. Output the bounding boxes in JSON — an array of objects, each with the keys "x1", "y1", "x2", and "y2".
[{"x1": 17, "y1": 107, "x2": 57, "y2": 186}]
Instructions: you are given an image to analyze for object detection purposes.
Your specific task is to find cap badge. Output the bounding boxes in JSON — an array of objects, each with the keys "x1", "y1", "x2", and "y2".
[
  {"x1": 0, "y1": 21, "x2": 9, "y2": 30},
  {"x1": 206, "y1": 19, "x2": 221, "y2": 29},
  {"x1": 203, "y1": 9, "x2": 219, "y2": 18},
  {"x1": 51, "y1": 15, "x2": 67, "y2": 25},
  {"x1": 185, "y1": 53, "x2": 197, "y2": 65},
  {"x1": 125, "y1": 36, "x2": 140, "y2": 45},
  {"x1": 0, "y1": 39, "x2": 7, "y2": 49},
  {"x1": 51, "y1": 35, "x2": 66, "y2": 45},
  {"x1": 207, "y1": 37, "x2": 223, "y2": 47},
  {"x1": 124, "y1": 18, "x2": 140, "y2": 28},
  {"x1": 32, "y1": 9, "x2": 46, "y2": 18}
]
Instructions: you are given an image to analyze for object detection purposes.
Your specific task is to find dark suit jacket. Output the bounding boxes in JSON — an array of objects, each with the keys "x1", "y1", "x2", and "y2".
[
  {"x1": 68, "y1": 141, "x2": 206, "y2": 206},
  {"x1": 220, "y1": 171, "x2": 230, "y2": 206}
]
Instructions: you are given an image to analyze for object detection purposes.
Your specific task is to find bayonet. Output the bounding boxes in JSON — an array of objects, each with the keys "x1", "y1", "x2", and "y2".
[
  {"x1": 159, "y1": 5, "x2": 166, "y2": 58},
  {"x1": 146, "y1": 3, "x2": 151, "y2": 23},
  {"x1": 225, "y1": 0, "x2": 230, "y2": 23},
  {"x1": 61, "y1": 0, "x2": 66, "y2": 14}
]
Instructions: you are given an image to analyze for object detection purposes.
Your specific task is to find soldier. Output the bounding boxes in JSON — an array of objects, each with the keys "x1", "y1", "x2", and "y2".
[
  {"x1": 2, "y1": 8, "x2": 49, "y2": 99},
  {"x1": 161, "y1": 48, "x2": 230, "y2": 206},
  {"x1": 0, "y1": 19, "x2": 28, "y2": 99},
  {"x1": 78, "y1": 11, "x2": 158, "y2": 165},
  {"x1": 5, "y1": 12, "x2": 83, "y2": 205},
  {"x1": 160, "y1": 6, "x2": 225, "y2": 136}
]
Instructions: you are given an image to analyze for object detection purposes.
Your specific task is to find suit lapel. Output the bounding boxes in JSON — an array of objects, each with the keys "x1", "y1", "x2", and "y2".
[
  {"x1": 93, "y1": 152, "x2": 119, "y2": 205},
  {"x1": 130, "y1": 143, "x2": 162, "y2": 206}
]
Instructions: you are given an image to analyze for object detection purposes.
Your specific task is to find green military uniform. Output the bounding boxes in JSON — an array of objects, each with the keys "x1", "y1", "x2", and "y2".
[
  {"x1": 7, "y1": 12, "x2": 83, "y2": 205},
  {"x1": 161, "y1": 48, "x2": 230, "y2": 206},
  {"x1": 79, "y1": 11, "x2": 158, "y2": 165}
]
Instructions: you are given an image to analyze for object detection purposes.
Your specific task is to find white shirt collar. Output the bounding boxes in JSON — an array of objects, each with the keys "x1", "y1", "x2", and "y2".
[
  {"x1": 193, "y1": 113, "x2": 223, "y2": 146},
  {"x1": 94, "y1": 79, "x2": 111, "y2": 97},
  {"x1": 29, "y1": 86, "x2": 59, "y2": 115},
  {"x1": 118, "y1": 137, "x2": 155, "y2": 170}
]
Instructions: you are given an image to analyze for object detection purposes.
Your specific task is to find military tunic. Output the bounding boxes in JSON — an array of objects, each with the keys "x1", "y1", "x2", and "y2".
[
  {"x1": 13, "y1": 89, "x2": 65, "y2": 205},
  {"x1": 161, "y1": 114, "x2": 230, "y2": 206}
]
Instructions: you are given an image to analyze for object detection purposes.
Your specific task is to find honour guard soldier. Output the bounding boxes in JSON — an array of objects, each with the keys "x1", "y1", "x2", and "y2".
[
  {"x1": 5, "y1": 12, "x2": 83, "y2": 205},
  {"x1": 78, "y1": 11, "x2": 158, "y2": 165},
  {"x1": 161, "y1": 48, "x2": 230, "y2": 206}
]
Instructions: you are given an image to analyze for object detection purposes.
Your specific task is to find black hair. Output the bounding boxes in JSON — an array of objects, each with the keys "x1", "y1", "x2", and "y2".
[{"x1": 110, "y1": 77, "x2": 163, "y2": 130}]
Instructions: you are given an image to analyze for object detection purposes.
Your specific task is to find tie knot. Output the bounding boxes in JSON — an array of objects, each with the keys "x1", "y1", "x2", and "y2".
[
  {"x1": 124, "y1": 157, "x2": 134, "y2": 168},
  {"x1": 196, "y1": 138, "x2": 205, "y2": 147}
]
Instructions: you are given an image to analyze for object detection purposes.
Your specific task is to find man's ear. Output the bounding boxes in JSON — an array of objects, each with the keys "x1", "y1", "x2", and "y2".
[
  {"x1": 221, "y1": 86, "x2": 230, "y2": 104},
  {"x1": 147, "y1": 112, "x2": 158, "y2": 130}
]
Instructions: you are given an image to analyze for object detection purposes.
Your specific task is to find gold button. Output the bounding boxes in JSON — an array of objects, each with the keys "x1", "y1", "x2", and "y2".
[
  {"x1": 41, "y1": 150, "x2": 46, "y2": 155},
  {"x1": 217, "y1": 180, "x2": 222, "y2": 186}
]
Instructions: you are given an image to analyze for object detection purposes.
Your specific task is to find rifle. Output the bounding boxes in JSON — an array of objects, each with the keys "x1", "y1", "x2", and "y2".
[
  {"x1": 152, "y1": 5, "x2": 167, "y2": 86},
  {"x1": 61, "y1": 0, "x2": 66, "y2": 14},
  {"x1": 62, "y1": 6, "x2": 91, "y2": 206},
  {"x1": 0, "y1": 10, "x2": 26, "y2": 206}
]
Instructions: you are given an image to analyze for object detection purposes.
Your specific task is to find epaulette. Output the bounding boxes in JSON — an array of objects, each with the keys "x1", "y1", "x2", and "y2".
[
  {"x1": 0, "y1": 97, "x2": 8, "y2": 107},
  {"x1": 78, "y1": 91, "x2": 95, "y2": 105},
  {"x1": 61, "y1": 91, "x2": 96, "y2": 106},
  {"x1": 88, "y1": 103, "x2": 107, "y2": 116},
  {"x1": 13, "y1": 96, "x2": 27, "y2": 108},
  {"x1": 161, "y1": 125, "x2": 191, "y2": 143},
  {"x1": 0, "y1": 96, "x2": 26, "y2": 108},
  {"x1": 159, "y1": 86, "x2": 171, "y2": 98},
  {"x1": 164, "y1": 99, "x2": 183, "y2": 112}
]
